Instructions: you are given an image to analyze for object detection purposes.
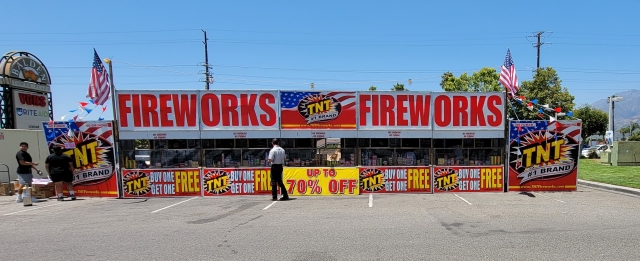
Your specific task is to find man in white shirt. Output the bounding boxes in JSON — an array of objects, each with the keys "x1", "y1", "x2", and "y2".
[{"x1": 268, "y1": 138, "x2": 289, "y2": 201}]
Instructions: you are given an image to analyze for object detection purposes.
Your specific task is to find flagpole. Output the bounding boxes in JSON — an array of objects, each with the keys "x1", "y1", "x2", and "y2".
[{"x1": 104, "y1": 58, "x2": 123, "y2": 199}]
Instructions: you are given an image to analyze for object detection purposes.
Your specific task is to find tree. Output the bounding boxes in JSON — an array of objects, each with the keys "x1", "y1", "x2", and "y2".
[
  {"x1": 629, "y1": 131, "x2": 640, "y2": 141},
  {"x1": 440, "y1": 72, "x2": 471, "y2": 91},
  {"x1": 369, "y1": 85, "x2": 377, "y2": 91},
  {"x1": 512, "y1": 67, "x2": 575, "y2": 120},
  {"x1": 440, "y1": 67, "x2": 502, "y2": 92},
  {"x1": 573, "y1": 104, "x2": 608, "y2": 141},
  {"x1": 392, "y1": 83, "x2": 407, "y2": 91},
  {"x1": 619, "y1": 122, "x2": 640, "y2": 139}
]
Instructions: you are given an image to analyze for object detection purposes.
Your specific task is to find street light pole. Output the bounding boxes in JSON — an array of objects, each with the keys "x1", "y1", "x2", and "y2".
[
  {"x1": 607, "y1": 95, "x2": 624, "y2": 142},
  {"x1": 612, "y1": 100, "x2": 616, "y2": 141}
]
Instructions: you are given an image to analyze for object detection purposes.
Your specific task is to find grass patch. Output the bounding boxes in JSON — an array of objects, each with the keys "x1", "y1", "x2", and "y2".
[{"x1": 579, "y1": 159, "x2": 640, "y2": 189}]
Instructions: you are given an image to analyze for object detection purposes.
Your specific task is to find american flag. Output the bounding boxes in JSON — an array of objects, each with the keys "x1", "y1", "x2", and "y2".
[
  {"x1": 509, "y1": 120, "x2": 548, "y2": 143},
  {"x1": 499, "y1": 48, "x2": 519, "y2": 96},
  {"x1": 509, "y1": 120, "x2": 582, "y2": 144},
  {"x1": 548, "y1": 120, "x2": 582, "y2": 143},
  {"x1": 43, "y1": 121, "x2": 114, "y2": 151},
  {"x1": 280, "y1": 91, "x2": 356, "y2": 111},
  {"x1": 87, "y1": 49, "x2": 111, "y2": 106}
]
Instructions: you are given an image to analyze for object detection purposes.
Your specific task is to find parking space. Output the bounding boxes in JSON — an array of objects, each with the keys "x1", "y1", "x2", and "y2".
[{"x1": 1, "y1": 186, "x2": 639, "y2": 260}]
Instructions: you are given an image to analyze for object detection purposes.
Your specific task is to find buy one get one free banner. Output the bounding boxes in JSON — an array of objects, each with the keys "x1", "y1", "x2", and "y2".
[
  {"x1": 202, "y1": 168, "x2": 272, "y2": 196},
  {"x1": 432, "y1": 166, "x2": 504, "y2": 193},
  {"x1": 122, "y1": 168, "x2": 202, "y2": 197},
  {"x1": 359, "y1": 166, "x2": 432, "y2": 193}
]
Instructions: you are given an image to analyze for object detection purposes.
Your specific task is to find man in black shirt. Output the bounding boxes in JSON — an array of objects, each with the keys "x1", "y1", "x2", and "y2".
[
  {"x1": 15, "y1": 142, "x2": 43, "y2": 203},
  {"x1": 45, "y1": 145, "x2": 77, "y2": 201}
]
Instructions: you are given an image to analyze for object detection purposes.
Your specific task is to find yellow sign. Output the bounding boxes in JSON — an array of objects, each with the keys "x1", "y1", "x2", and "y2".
[{"x1": 283, "y1": 167, "x2": 359, "y2": 196}]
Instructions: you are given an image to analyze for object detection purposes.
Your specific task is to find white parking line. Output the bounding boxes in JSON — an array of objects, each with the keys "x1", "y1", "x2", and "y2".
[
  {"x1": 5, "y1": 202, "x2": 65, "y2": 216},
  {"x1": 368, "y1": 193, "x2": 373, "y2": 208},
  {"x1": 263, "y1": 201, "x2": 277, "y2": 210},
  {"x1": 453, "y1": 194, "x2": 472, "y2": 205},
  {"x1": 151, "y1": 197, "x2": 198, "y2": 213},
  {"x1": 534, "y1": 192, "x2": 566, "y2": 203}
]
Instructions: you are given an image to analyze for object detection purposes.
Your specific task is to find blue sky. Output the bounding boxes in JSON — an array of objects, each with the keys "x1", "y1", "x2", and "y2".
[{"x1": 3, "y1": 0, "x2": 639, "y2": 121}]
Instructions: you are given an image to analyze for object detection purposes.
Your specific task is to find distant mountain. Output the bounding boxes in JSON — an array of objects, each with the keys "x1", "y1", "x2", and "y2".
[{"x1": 591, "y1": 89, "x2": 640, "y2": 129}]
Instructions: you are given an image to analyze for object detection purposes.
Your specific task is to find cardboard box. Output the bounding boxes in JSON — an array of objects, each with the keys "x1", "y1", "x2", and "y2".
[
  {"x1": 33, "y1": 190, "x2": 55, "y2": 199},
  {"x1": 1, "y1": 183, "x2": 14, "y2": 196},
  {"x1": 32, "y1": 184, "x2": 55, "y2": 192}
]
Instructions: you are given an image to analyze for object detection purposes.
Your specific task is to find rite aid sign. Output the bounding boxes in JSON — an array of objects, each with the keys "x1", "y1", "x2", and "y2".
[{"x1": 13, "y1": 89, "x2": 50, "y2": 130}]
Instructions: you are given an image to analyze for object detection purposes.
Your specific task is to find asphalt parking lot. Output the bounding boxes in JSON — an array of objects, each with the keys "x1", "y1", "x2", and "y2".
[{"x1": 1, "y1": 186, "x2": 639, "y2": 261}]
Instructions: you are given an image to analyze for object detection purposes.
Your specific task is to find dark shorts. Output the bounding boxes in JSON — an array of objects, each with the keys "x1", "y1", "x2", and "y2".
[{"x1": 50, "y1": 173, "x2": 73, "y2": 183}]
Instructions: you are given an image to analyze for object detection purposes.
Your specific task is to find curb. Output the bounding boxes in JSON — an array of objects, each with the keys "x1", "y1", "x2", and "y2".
[{"x1": 578, "y1": 179, "x2": 640, "y2": 197}]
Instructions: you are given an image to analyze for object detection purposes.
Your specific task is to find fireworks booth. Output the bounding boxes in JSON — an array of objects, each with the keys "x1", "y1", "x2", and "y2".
[{"x1": 112, "y1": 89, "x2": 511, "y2": 198}]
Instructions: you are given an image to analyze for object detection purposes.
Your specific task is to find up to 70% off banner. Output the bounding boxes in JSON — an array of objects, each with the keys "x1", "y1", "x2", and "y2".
[{"x1": 284, "y1": 168, "x2": 359, "y2": 196}]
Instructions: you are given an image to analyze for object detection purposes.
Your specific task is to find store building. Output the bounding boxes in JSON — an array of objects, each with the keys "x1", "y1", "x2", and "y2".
[{"x1": 115, "y1": 90, "x2": 507, "y2": 196}]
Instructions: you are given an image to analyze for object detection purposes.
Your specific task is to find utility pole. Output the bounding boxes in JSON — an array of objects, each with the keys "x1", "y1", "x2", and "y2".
[
  {"x1": 535, "y1": 32, "x2": 542, "y2": 69},
  {"x1": 201, "y1": 30, "x2": 212, "y2": 90},
  {"x1": 527, "y1": 31, "x2": 552, "y2": 69}
]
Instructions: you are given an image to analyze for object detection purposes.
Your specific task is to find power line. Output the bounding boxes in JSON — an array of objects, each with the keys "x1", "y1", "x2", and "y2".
[
  {"x1": 0, "y1": 40, "x2": 200, "y2": 47},
  {"x1": 0, "y1": 29, "x2": 201, "y2": 35},
  {"x1": 108, "y1": 60, "x2": 200, "y2": 76},
  {"x1": 48, "y1": 64, "x2": 199, "y2": 69}
]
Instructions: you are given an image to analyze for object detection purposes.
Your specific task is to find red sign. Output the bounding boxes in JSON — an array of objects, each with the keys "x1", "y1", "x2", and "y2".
[
  {"x1": 43, "y1": 121, "x2": 118, "y2": 198},
  {"x1": 116, "y1": 91, "x2": 504, "y2": 132},
  {"x1": 121, "y1": 168, "x2": 201, "y2": 197},
  {"x1": 18, "y1": 92, "x2": 47, "y2": 107},
  {"x1": 280, "y1": 91, "x2": 356, "y2": 129},
  {"x1": 432, "y1": 93, "x2": 504, "y2": 130},
  {"x1": 117, "y1": 91, "x2": 199, "y2": 130},
  {"x1": 200, "y1": 91, "x2": 278, "y2": 129},
  {"x1": 358, "y1": 166, "x2": 432, "y2": 193},
  {"x1": 507, "y1": 120, "x2": 581, "y2": 191},
  {"x1": 202, "y1": 168, "x2": 272, "y2": 196},
  {"x1": 432, "y1": 166, "x2": 504, "y2": 193},
  {"x1": 64, "y1": 175, "x2": 118, "y2": 198},
  {"x1": 359, "y1": 93, "x2": 432, "y2": 129},
  {"x1": 117, "y1": 91, "x2": 279, "y2": 131}
]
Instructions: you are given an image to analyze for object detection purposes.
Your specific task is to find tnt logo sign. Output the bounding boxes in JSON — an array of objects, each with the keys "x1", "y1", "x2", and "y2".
[
  {"x1": 123, "y1": 171, "x2": 151, "y2": 196},
  {"x1": 359, "y1": 169, "x2": 385, "y2": 192},
  {"x1": 509, "y1": 129, "x2": 580, "y2": 184},
  {"x1": 514, "y1": 131, "x2": 576, "y2": 170},
  {"x1": 434, "y1": 168, "x2": 459, "y2": 192},
  {"x1": 298, "y1": 94, "x2": 342, "y2": 124},
  {"x1": 203, "y1": 170, "x2": 231, "y2": 194}
]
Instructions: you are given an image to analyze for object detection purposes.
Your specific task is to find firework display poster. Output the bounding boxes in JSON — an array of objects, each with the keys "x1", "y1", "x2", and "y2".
[
  {"x1": 280, "y1": 91, "x2": 357, "y2": 129},
  {"x1": 42, "y1": 121, "x2": 118, "y2": 197},
  {"x1": 202, "y1": 168, "x2": 272, "y2": 196},
  {"x1": 122, "y1": 168, "x2": 201, "y2": 197},
  {"x1": 507, "y1": 120, "x2": 582, "y2": 191},
  {"x1": 432, "y1": 166, "x2": 504, "y2": 193},
  {"x1": 358, "y1": 166, "x2": 432, "y2": 193}
]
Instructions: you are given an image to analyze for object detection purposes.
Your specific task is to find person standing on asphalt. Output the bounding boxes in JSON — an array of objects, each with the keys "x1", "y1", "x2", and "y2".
[
  {"x1": 15, "y1": 142, "x2": 42, "y2": 203},
  {"x1": 268, "y1": 138, "x2": 289, "y2": 201},
  {"x1": 45, "y1": 145, "x2": 77, "y2": 201}
]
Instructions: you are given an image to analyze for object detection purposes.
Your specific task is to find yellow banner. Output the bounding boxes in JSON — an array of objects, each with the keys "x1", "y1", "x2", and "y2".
[{"x1": 283, "y1": 167, "x2": 359, "y2": 196}]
